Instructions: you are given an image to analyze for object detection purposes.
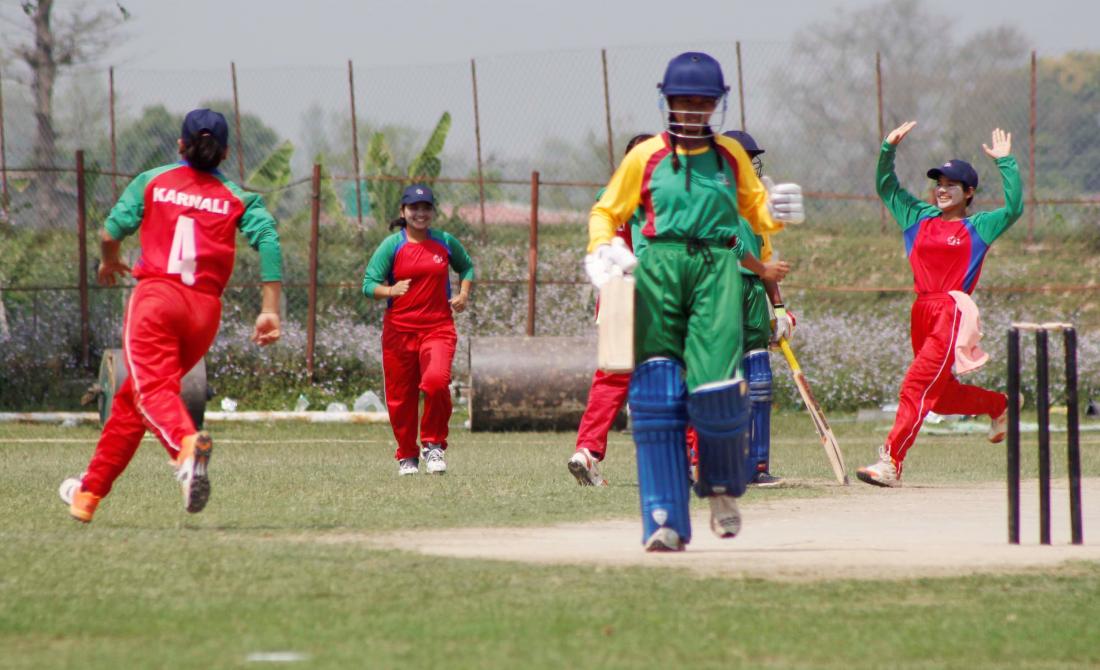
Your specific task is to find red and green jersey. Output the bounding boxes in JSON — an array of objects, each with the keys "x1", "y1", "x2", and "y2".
[
  {"x1": 104, "y1": 162, "x2": 282, "y2": 296},
  {"x1": 588, "y1": 132, "x2": 782, "y2": 253},
  {"x1": 876, "y1": 142, "x2": 1023, "y2": 295},
  {"x1": 362, "y1": 228, "x2": 476, "y2": 331}
]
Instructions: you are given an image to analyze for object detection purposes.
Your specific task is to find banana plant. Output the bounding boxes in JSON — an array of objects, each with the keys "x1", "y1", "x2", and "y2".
[
  {"x1": 246, "y1": 140, "x2": 294, "y2": 211},
  {"x1": 364, "y1": 111, "x2": 451, "y2": 224}
]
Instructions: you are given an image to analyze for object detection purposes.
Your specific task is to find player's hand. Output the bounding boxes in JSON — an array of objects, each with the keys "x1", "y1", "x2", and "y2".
[
  {"x1": 450, "y1": 292, "x2": 469, "y2": 313},
  {"x1": 97, "y1": 259, "x2": 131, "y2": 286},
  {"x1": 763, "y1": 176, "x2": 805, "y2": 224},
  {"x1": 584, "y1": 237, "x2": 637, "y2": 288},
  {"x1": 886, "y1": 121, "x2": 917, "y2": 146},
  {"x1": 389, "y1": 279, "x2": 411, "y2": 297},
  {"x1": 771, "y1": 304, "x2": 796, "y2": 343},
  {"x1": 251, "y1": 311, "x2": 281, "y2": 346},
  {"x1": 982, "y1": 127, "x2": 1012, "y2": 159},
  {"x1": 758, "y1": 260, "x2": 790, "y2": 283}
]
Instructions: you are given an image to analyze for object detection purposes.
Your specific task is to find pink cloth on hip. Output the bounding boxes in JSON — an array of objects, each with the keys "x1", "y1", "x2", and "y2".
[{"x1": 949, "y1": 290, "x2": 988, "y2": 375}]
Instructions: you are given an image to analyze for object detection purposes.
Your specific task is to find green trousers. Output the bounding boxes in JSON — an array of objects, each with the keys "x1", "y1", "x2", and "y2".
[{"x1": 634, "y1": 240, "x2": 745, "y2": 391}]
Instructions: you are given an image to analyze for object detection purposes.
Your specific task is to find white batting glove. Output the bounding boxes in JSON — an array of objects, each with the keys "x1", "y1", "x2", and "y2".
[
  {"x1": 771, "y1": 304, "x2": 797, "y2": 343},
  {"x1": 584, "y1": 237, "x2": 637, "y2": 288},
  {"x1": 762, "y1": 176, "x2": 805, "y2": 224}
]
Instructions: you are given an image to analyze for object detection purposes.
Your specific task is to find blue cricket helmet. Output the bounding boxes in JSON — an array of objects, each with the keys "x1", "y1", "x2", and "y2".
[
  {"x1": 722, "y1": 130, "x2": 764, "y2": 157},
  {"x1": 659, "y1": 52, "x2": 729, "y2": 99}
]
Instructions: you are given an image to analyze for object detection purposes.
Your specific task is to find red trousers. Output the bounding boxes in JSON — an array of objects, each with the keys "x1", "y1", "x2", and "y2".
[
  {"x1": 382, "y1": 322, "x2": 457, "y2": 460},
  {"x1": 83, "y1": 280, "x2": 221, "y2": 497},
  {"x1": 885, "y1": 295, "x2": 1007, "y2": 467},
  {"x1": 575, "y1": 369, "x2": 631, "y2": 460}
]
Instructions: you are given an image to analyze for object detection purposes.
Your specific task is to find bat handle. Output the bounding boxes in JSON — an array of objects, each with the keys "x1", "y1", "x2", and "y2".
[{"x1": 778, "y1": 337, "x2": 801, "y2": 373}]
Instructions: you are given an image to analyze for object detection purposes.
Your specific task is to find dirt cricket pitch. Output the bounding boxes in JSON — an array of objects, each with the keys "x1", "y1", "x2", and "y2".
[{"x1": 356, "y1": 478, "x2": 1100, "y2": 581}]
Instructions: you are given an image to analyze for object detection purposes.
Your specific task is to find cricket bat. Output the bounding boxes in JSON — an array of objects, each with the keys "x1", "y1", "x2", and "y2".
[
  {"x1": 597, "y1": 269, "x2": 634, "y2": 373},
  {"x1": 778, "y1": 337, "x2": 849, "y2": 485}
]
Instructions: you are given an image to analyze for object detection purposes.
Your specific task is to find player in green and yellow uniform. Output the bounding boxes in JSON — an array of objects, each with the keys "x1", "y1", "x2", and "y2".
[{"x1": 583, "y1": 52, "x2": 802, "y2": 551}]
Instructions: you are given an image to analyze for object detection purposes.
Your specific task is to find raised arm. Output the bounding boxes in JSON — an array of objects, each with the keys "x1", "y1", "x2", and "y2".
[
  {"x1": 877, "y1": 121, "x2": 939, "y2": 232},
  {"x1": 972, "y1": 128, "x2": 1024, "y2": 243}
]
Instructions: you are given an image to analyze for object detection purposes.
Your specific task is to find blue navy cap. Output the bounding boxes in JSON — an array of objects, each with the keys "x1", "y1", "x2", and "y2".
[
  {"x1": 722, "y1": 130, "x2": 764, "y2": 157},
  {"x1": 401, "y1": 184, "x2": 435, "y2": 206},
  {"x1": 181, "y1": 109, "x2": 229, "y2": 149},
  {"x1": 927, "y1": 159, "x2": 978, "y2": 190}
]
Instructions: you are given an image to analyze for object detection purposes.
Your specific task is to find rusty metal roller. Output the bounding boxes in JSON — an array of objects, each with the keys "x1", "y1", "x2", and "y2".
[{"x1": 468, "y1": 336, "x2": 628, "y2": 432}]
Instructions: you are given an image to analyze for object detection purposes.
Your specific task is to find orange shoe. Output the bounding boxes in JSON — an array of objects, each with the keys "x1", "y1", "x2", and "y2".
[
  {"x1": 175, "y1": 432, "x2": 213, "y2": 513},
  {"x1": 70, "y1": 489, "x2": 102, "y2": 523}
]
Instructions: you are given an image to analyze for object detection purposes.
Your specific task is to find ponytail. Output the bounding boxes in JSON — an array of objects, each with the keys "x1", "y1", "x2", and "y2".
[
  {"x1": 182, "y1": 133, "x2": 225, "y2": 171},
  {"x1": 388, "y1": 216, "x2": 408, "y2": 231}
]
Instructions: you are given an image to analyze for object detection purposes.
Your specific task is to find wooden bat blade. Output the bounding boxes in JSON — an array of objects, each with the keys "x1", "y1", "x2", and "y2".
[
  {"x1": 780, "y1": 339, "x2": 849, "y2": 485},
  {"x1": 791, "y1": 371, "x2": 849, "y2": 485}
]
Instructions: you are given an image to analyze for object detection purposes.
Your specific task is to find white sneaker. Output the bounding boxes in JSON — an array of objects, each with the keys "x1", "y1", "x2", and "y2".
[
  {"x1": 856, "y1": 446, "x2": 902, "y2": 487},
  {"x1": 643, "y1": 526, "x2": 684, "y2": 552},
  {"x1": 398, "y1": 457, "x2": 420, "y2": 476},
  {"x1": 422, "y1": 444, "x2": 447, "y2": 475},
  {"x1": 58, "y1": 473, "x2": 85, "y2": 505},
  {"x1": 567, "y1": 448, "x2": 607, "y2": 486},
  {"x1": 989, "y1": 395, "x2": 1020, "y2": 443},
  {"x1": 708, "y1": 495, "x2": 742, "y2": 538}
]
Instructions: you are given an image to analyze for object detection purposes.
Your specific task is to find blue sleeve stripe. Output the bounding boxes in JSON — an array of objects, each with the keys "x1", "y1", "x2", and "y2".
[
  {"x1": 962, "y1": 219, "x2": 989, "y2": 293},
  {"x1": 903, "y1": 218, "x2": 925, "y2": 256}
]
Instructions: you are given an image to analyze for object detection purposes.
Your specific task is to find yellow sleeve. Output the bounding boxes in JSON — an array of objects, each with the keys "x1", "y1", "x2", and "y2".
[
  {"x1": 718, "y1": 136, "x2": 783, "y2": 237},
  {"x1": 587, "y1": 143, "x2": 650, "y2": 253}
]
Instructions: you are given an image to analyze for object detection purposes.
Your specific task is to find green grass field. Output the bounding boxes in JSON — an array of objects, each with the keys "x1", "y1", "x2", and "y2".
[{"x1": 2, "y1": 415, "x2": 1099, "y2": 669}]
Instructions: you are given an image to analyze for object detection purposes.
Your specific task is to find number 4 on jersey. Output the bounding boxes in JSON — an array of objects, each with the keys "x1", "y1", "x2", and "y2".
[{"x1": 168, "y1": 215, "x2": 198, "y2": 285}]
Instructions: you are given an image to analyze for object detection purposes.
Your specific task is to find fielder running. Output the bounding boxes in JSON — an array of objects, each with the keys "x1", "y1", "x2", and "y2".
[
  {"x1": 857, "y1": 122, "x2": 1022, "y2": 487},
  {"x1": 362, "y1": 184, "x2": 475, "y2": 477},
  {"x1": 584, "y1": 52, "x2": 799, "y2": 551},
  {"x1": 60, "y1": 108, "x2": 283, "y2": 522}
]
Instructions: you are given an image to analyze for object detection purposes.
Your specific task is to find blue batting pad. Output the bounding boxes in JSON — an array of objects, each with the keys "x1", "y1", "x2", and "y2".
[
  {"x1": 744, "y1": 348, "x2": 773, "y2": 474},
  {"x1": 688, "y1": 377, "x2": 752, "y2": 498},
  {"x1": 628, "y1": 357, "x2": 692, "y2": 545}
]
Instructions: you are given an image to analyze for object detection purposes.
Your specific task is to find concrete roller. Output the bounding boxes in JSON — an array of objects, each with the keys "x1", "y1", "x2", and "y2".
[
  {"x1": 468, "y1": 336, "x2": 628, "y2": 432},
  {"x1": 96, "y1": 348, "x2": 209, "y2": 429}
]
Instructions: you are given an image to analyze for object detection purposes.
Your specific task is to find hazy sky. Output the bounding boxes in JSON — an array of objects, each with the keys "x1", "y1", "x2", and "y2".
[{"x1": 108, "y1": 0, "x2": 1094, "y2": 70}]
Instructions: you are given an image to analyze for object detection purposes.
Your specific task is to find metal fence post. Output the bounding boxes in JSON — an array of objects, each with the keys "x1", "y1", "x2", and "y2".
[
  {"x1": 348, "y1": 59, "x2": 363, "y2": 227},
  {"x1": 109, "y1": 66, "x2": 118, "y2": 200},
  {"x1": 0, "y1": 64, "x2": 8, "y2": 215},
  {"x1": 76, "y1": 150, "x2": 90, "y2": 368},
  {"x1": 231, "y1": 62, "x2": 246, "y2": 184},
  {"x1": 876, "y1": 52, "x2": 887, "y2": 232},
  {"x1": 471, "y1": 59, "x2": 487, "y2": 230},
  {"x1": 736, "y1": 41, "x2": 746, "y2": 131},
  {"x1": 601, "y1": 48, "x2": 615, "y2": 176},
  {"x1": 1028, "y1": 50, "x2": 1037, "y2": 244},
  {"x1": 306, "y1": 164, "x2": 322, "y2": 380},
  {"x1": 527, "y1": 171, "x2": 539, "y2": 337}
]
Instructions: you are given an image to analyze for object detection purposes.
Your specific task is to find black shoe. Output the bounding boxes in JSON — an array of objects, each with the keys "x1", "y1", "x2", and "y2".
[{"x1": 749, "y1": 471, "x2": 783, "y2": 487}]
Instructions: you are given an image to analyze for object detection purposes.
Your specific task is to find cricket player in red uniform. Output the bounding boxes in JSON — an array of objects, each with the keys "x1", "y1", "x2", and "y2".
[
  {"x1": 59, "y1": 109, "x2": 283, "y2": 522},
  {"x1": 857, "y1": 122, "x2": 1022, "y2": 487},
  {"x1": 363, "y1": 185, "x2": 475, "y2": 476},
  {"x1": 568, "y1": 133, "x2": 653, "y2": 487}
]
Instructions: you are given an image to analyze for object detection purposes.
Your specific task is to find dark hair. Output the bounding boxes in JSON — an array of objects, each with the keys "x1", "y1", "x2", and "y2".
[
  {"x1": 625, "y1": 133, "x2": 653, "y2": 155},
  {"x1": 665, "y1": 123, "x2": 724, "y2": 194},
  {"x1": 182, "y1": 132, "x2": 224, "y2": 171},
  {"x1": 388, "y1": 216, "x2": 407, "y2": 231}
]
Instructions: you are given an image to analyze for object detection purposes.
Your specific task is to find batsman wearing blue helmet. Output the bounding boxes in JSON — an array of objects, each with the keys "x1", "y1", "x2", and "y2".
[{"x1": 584, "y1": 52, "x2": 803, "y2": 551}]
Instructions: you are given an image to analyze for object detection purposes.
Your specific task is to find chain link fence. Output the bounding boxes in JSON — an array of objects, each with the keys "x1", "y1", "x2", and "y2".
[{"x1": 2, "y1": 40, "x2": 1098, "y2": 409}]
